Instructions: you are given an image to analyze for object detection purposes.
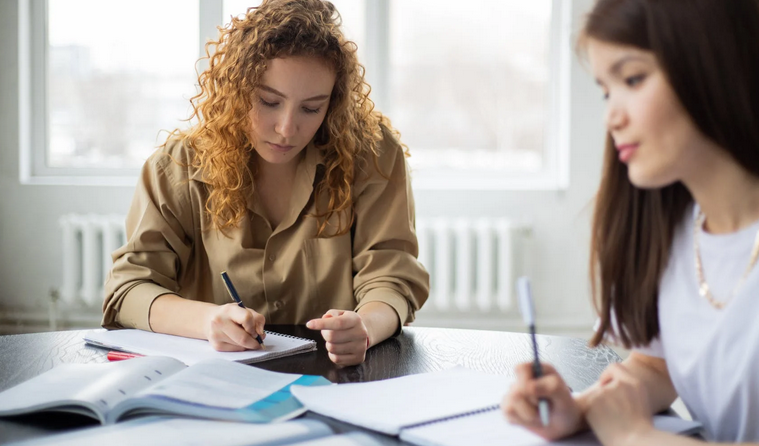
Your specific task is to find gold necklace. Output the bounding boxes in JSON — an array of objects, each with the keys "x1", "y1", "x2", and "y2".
[{"x1": 693, "y1": 211, "x2": 759, "y2": 309}]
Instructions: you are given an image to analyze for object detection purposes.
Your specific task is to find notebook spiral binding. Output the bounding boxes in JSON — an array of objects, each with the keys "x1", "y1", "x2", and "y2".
[
  {"x1": 403, "y1": 404, "x2": 501, "y2": 429},
  {"x1": 264, "y1": 331, "x2": 315, "y2": 343}
]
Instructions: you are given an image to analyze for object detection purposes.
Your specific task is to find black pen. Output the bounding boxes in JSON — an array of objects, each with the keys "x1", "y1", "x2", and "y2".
[
  {"x1": 220, "y1": 271, "x2": 264, "y2": 346},
  {"x1": 517, "y1": 276, "x2": 549, "y2": 427}
]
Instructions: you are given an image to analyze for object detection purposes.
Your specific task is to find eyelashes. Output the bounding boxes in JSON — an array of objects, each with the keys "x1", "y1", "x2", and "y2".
[
  {"x1": 258, "y1": 97, "x2": 321, "y2": 114},
  {"x1": 600, "y1": 73, "x2": 647, "y2": 100},
  {"x1": 625, "y1": 74, "x2": 646, "y2": 87}
]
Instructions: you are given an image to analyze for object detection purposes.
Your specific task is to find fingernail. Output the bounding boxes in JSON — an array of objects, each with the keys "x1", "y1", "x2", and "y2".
[{"x1": 306, "y1": 320, "x2": 314, "y2": 329}]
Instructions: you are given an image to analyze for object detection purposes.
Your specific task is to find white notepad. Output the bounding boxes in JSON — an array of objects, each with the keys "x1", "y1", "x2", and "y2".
[
  {"x1": 292, "y1": 367, "x2": 513, "y2": 436},
  {"x1": 399, "y1": 406, "x2": 702, "y2": 446},
  {"x1": 84, "y1": 328, "x2": 316, "y2": 366},
  {"x1": 292, "y1": 367, "x2": 703, "y2": 446}
]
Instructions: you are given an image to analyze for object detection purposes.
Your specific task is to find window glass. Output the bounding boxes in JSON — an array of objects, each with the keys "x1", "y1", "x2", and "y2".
[
  {"x1": 387, "y1": 0, "x2": 552, "y2": 173},
  {"x1": 47, "y1": 0, "x2": 199, "y2": 168}
]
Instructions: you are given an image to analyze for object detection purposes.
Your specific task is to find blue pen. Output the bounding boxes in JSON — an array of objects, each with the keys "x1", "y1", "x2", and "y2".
[
  {"x1": 220, "y1": 271, "x2": 264, "y2": 346},
  {"x1": 517, "y1": 277, "x2": 550, "y2": 427}
]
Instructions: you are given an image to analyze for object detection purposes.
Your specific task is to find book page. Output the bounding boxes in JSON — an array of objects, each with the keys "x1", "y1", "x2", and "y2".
[
  {"x1": 136, "y1": 359, "x2": 302, "y2": 408},
  {"x1": 0, "y1": 357, "x2": 185, "y2": 423},
  {"x1": 10, "y1": 417, "x2": 334, "y2": 446},
  {"x1": 84, "y1": 329, "x2": 315, "y2": 365},
  {"x1": 291, "y1": 367, "x2": 514, "y2": 435}
]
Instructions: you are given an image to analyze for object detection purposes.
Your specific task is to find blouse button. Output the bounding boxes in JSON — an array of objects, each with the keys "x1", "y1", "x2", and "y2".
[
  {"x1": 268, "y1": 254, "x2": 276, "y2": 261},
  {"x1": 273, "y1": 300, "x2": 284, "y2": 310}
]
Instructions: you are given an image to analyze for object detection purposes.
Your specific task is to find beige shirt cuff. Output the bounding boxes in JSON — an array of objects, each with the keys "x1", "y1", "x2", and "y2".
[
  {"x1": 115, "y1": 282, "x2": 175, "y2": 331},
  {"x1": 355, "y1": 288, "x2": 410, "y2": 336}
]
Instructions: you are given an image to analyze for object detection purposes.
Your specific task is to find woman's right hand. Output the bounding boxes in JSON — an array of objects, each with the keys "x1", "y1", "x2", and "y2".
[
  {"x1": 204, "y1": 303, "x2": 266, "y2": 352},
  {"x1": 502, "y1": 362, "x2": 584, "y2": 440}
]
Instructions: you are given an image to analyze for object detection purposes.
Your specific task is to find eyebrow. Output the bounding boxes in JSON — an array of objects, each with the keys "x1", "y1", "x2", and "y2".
[
  {"x1": 609, "y1": 55, "x2": 649, "y2": 75},
  {"x1": 259, "y1": 85, "x2": 330, "y2": 102}
]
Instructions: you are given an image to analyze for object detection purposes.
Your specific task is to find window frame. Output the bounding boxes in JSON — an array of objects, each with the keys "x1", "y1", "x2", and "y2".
[{"x1": 19, "y1": 0, "x2": 571, "y2": 190}]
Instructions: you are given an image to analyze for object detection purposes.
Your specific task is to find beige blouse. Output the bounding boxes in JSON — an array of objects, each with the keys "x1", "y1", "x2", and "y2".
[{"x1": 102, "y1": 125, "x2": 430, "y2": 332}]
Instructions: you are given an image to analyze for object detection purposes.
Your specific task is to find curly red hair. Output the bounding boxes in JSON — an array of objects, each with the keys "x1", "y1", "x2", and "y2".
[{"x1": 167, "y1": 0, "x2": 398, "y2": 236}]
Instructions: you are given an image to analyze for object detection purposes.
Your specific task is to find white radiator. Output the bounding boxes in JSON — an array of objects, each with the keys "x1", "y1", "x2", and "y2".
[
  {"x1": 415, "y1": 218, "x2": 530, "y2": 317},
  {"x1": 59, "y1": 214, "x2": 126, "y2": 306},
  {"x1": 57, "y1": 214, "x2": 530, "y2": 318}
]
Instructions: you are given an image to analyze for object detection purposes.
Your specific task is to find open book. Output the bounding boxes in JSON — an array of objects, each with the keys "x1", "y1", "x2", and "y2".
[
  {"x1": 84, "y1": 328, "x2": 316, "y2": 365},
  {"x1": 7, "y1": 418, "x2": 385, "y2": 446},
  {"x1": 291, "y1": 367, "x2": 702, "y2": 446},
  {"x1": 0, "y1": 356, "x2": 330, "y2": 425}
]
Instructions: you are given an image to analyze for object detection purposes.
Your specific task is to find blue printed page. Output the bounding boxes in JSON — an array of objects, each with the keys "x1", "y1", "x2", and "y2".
[{"x1": 108, "y1": 358, "x2": 331, "y2": 423}]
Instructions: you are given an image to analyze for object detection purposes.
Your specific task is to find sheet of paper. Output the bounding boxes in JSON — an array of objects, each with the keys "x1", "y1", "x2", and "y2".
[
  {"x1": 289, "y1": 432, "x2": 385, "y2": 446},
  {"x1": 138, "y1": 359, "x2": 301, "y2": 409},
  {"x1": 291, "y1": 366, "x2": 514, "y2": 435},
  {"x1": 399, "y1": 409, "x2": 703, "y2": 446}
]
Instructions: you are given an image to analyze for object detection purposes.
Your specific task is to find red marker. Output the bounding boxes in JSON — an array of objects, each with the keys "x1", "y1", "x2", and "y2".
[{"x1": 107, "y1": 351, "x2": 144, "y2": 361}]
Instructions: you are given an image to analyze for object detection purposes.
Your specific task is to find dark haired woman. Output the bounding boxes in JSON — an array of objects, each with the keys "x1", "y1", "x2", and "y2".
[
  {"x1": 503, "y1": 0, "x2": 759, "y2": 443},
  {"x1": 102, "y1": 0, "x2": 429, "y2": 366}
]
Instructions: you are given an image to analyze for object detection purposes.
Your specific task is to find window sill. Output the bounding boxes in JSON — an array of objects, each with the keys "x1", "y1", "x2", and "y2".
[{"x1": 20, "y1": 175, "x2": 139, "y2": 187}]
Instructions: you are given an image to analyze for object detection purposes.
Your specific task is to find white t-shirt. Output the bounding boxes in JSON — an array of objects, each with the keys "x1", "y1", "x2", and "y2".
[{"x1": 634, "y1": 205, "x2": 759, "y2": 442}]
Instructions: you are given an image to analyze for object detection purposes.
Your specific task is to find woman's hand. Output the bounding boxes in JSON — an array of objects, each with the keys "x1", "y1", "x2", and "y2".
[
  {"x1": 502, "y1": 362, "x2": 583, "y2": 440},
  {"x1": 306, "y1": 310, "x2": 370, "y2": 366},
  {"x1": 585, "y1": 363, "x2": 655, "y2": 446},
  {"x1": 204, "y1": 303, "x2": 266, "y2": 352}
]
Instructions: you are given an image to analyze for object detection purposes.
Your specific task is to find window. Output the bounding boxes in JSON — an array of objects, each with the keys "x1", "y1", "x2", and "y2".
[
  {"x1": 20, "y1": 0, "x2": 569, "y2": 189},
  {"x1": 385, "y1": 0, "x2": 570, "y2": 189}
]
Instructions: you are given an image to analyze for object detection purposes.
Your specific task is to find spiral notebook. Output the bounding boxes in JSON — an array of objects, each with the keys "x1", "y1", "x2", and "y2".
[
  {"x1": 291, "y1": 367, "x2": 702, "y2": 446},
  {"x1": 84, "y1": 328, "x2": 317, "y2": 366}
]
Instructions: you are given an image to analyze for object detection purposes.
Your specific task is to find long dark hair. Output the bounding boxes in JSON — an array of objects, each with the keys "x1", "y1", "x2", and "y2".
[{"x1": 581, "y1": 0, "x2": 759, "y2": 348}]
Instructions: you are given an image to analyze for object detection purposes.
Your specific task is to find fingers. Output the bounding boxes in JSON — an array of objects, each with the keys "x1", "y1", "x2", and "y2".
[
  {"x1": 306, "y1": 310, "x2": 369, "y2": 366},
  {"x1": 207, "y1": 304, "x2": 266, "y2": 351},
  {"x1": 229, "y1": 307, "x2": 266, "y2": 338},
  {"x1": 306, "y1": 311, "x2": 352, "y2": 331},
  {"x1": 328, "y1": 351, "x2": 365, "y2": 366},
  {"x1": 599, "y1": 363, "x2": 633, "y2": 387},
  {"x1": 325, "y1": 340, "x2": 366, "y2": 355},
  {"x1": 503, "y1": 384, "x2": 540, "y2": 426}
]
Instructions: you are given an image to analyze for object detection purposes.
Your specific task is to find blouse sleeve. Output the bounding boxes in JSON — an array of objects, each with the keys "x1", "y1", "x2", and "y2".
[
  {"x1": 102, "y1": 143, "x2": 195, "y2": 331},
  {"x1": 351, "y1": 126, "x2": 431, "y2": 331}
]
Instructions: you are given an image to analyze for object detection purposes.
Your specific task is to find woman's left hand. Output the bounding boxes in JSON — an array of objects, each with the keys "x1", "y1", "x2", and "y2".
[
  {"x1": 585, "y1": 363, "x2": 655, "y2": 446},
  {"x1": 306, "y1": 310, "x2": 370, "y2": 366}
]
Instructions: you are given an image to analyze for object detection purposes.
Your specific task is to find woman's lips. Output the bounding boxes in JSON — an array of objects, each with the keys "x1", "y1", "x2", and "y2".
[
  {"x1": 616, "y1": 143, "x2": 639, "y2": 163},
  {"x1": 268, "y1": 142, "x2": 295, "y2": 153}
]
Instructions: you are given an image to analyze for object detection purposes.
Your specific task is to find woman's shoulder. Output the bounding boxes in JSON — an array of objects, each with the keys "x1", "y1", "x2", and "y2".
[
  {"x1": 356, "y1": 120, "x2": 406, "y2": 180},
  {"x1": 145, "y1": 135, "x2": 200, "y2": 182}
]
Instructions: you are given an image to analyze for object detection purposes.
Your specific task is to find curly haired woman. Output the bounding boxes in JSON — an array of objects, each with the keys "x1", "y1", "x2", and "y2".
[{"x1": 102, "y1": 0, "x2": 429, "y2": 366}]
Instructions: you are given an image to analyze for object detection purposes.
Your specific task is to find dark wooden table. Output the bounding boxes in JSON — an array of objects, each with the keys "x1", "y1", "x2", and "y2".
[{"x1": 0, "y1": 326, "x2": 621, "y2": 444}]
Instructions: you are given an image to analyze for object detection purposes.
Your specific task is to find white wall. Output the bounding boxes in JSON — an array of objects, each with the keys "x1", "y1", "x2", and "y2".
[{"x1": 0, "y1": 0, "x2": 605, "y2": 336}]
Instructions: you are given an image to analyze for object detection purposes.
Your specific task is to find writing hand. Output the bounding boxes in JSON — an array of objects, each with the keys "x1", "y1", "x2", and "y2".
[
  {"x1": 306, "y1": 310, "x2": 369, "y2": 366},
  {"x1": 204, "y1": 303, "x2": 266, "y2": 351},
  {"x1": 502, "y1": 362, "x2": 582, "y2": 440}
]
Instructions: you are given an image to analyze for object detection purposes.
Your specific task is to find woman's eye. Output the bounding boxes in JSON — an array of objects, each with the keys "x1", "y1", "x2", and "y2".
[
  {"x1": 303, "y1": 107, "x2": 321, "y2": 114},
  {"x1": 602, "y1": 91, "x2": 610, "y2": 101},
  {"x1": 259, "y1": 97, "x2": 278, "y2": 107},
  {"x1": 625, "y1": 74, "x2": 646, "y2": 87}
]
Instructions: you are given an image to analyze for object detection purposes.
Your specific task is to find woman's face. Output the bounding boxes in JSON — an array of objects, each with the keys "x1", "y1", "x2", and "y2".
[
  {"x1": 587, "y1": 38, "x2": 712, "y2": 189},
  {"x1": 248, "y1": 56, "x2": 336, "y2": 167}
]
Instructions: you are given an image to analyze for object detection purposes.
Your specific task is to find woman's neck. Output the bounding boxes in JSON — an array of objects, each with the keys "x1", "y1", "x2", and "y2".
[
  {"x1": 254, "y1": 150, "x2": 303, "y2": 183},
  {"x1": 683, "y1": 149, "x2": 759, "y2": 234}
]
